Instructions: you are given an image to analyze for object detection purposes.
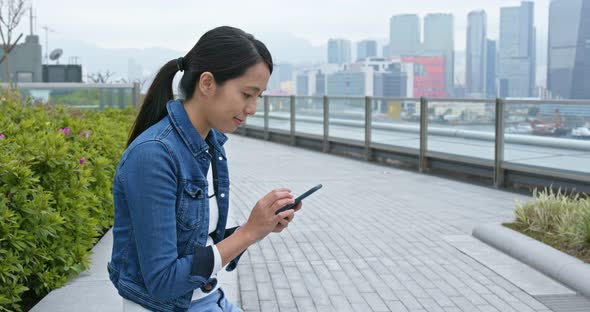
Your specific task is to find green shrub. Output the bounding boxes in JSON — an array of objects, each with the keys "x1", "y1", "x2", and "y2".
[
  {"x1": 0, "y1": 90, "x2": 135, "y2": 311},
  {"x1": 514, "y1": 188, "x2": 590, "y2": 261}
]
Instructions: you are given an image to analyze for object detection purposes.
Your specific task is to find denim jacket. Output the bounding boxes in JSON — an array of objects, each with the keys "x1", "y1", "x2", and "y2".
[{"x1": 108, "y1": 100, "x2": 242, "y2": 311}]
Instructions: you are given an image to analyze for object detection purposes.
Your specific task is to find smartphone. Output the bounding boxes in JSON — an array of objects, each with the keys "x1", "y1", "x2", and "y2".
[{"x1": 275, "y1": 184, "x2": 322, "y2": 215}]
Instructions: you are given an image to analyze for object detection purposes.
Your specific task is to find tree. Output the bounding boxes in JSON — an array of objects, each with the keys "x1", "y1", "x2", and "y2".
[
  {"x1": 0, "y1": 0, "x2": 26, "y2": 85},
  {"x1": 86, "y1": 70, "x2": 116, "y2": 83}
]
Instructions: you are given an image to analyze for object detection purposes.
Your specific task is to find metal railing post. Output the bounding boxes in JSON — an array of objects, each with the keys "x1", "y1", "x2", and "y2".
[
  {"x1": 419, "y1": 97, "x2": 429, "y2": 173},
  {"x1": 118, "y1": 88, "x2": 125, "y2": 109},
  {"x1": 264, "y1": 96, "x2": 270, "y2": 140},
  {"x1": 365, "y1": 96, "x2": 373, "y2": 161},
  {"x1": 494, "y1": 98, "x2": 506, "y2": 188},
  {"x1": 132, "y1": 82, "x2": 140, "y2": 108},
  {"x1": 323, "y1": 95, "x2": 330, "y2": 153},
  {"x1": 290, "y1": 95, "x2": 296, "y2": 145}
]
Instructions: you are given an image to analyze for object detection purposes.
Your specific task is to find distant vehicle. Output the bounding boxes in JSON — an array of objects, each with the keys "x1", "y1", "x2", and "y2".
[
  {"x1": 506, "y1": 123, "x2": 533, "y2": 134},
  {"x1": 531, "y1": 120, "x2": 570, "y2": 136},
  {"x1": 572, "y1": 123, "x2": 590, "y2": 139}
]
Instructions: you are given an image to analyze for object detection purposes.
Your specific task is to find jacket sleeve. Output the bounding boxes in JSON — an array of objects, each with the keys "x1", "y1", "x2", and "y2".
[
  {"x1": 122, "y1": 141, "x2": 214, "y2": 300},
  {"x1": 223, "y1": 226, "x2": 246, "y2": 271}
]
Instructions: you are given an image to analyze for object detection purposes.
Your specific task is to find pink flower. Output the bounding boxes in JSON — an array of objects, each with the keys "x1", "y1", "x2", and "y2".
[
  {"x1": 79, "y1": 157, "x2": 86, "y2": 165},
  {"x1": 59, "y1": 128, "x2": 71, "y2": 136},
  {"x1": 79, "y1": 130, "x2": 91, "y2": 138},
  {"x1": 0, "y1": 134, "x2": 5, "y2": 139}
]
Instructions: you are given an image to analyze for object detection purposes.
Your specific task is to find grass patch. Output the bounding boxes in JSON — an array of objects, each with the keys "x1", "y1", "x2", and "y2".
[{"x1": 505, "y1": 188, "x2": 590, "y2": 264}]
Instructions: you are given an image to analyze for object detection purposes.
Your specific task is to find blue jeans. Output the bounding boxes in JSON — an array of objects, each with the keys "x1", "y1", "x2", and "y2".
[{"x1": 189, "y1": 289, "x2": 242, "y2": 312}]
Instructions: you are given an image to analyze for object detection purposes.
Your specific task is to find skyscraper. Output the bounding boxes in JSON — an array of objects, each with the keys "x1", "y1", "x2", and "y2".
[
  {"x1": 466, "y1": 10, "x2": 487, "y2": 97},
  {"x1": 327, "y1": 38, "x2": 352, "y2": 65},
  {"x1": 423, "y1": 13, "x2": 455, "y2": 96},
  {"x1": 389, "y1": 14, "x2": 421, "y2": 57},
  {"x1": 357, "y1": 40, "x2": 378, "y2": 61},
  {"x1": 498, "y1": 1, "x2": 536, "y2": 98},
  {"x1": 547, "y1": 0, "x2": 590, "y2": 99},
  {"x1": 486, "y1": 40, "x2": 497, "y2": 97}
]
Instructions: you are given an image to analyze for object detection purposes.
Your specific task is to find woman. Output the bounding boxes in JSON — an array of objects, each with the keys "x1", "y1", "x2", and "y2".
[{"x1": 107, "y1": 26, "x2": 301, "y2": 311}]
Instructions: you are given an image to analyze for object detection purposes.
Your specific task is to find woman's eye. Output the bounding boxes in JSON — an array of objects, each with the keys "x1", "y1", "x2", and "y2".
[{"x1": 243, "y1": 93, "x2": 252, "y2": 99}]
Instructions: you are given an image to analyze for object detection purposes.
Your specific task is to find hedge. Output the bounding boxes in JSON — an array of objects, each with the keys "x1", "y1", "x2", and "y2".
[{"x1": 0, "y1": 90, "x2": 135, "y2": 311}]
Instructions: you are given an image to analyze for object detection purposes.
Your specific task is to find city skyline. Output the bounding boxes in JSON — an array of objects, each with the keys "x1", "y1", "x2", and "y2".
[
  {"x1": 15, "y1": 0, "x2": 570, "y2": 90},
  {"x1": 24, "y1": 0, "x2": 550, "y2": 53}
]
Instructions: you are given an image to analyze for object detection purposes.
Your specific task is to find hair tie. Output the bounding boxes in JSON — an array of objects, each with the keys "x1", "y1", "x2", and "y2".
[{"x1": 176, "y1": 57, "x2": 185, "y2": 72}]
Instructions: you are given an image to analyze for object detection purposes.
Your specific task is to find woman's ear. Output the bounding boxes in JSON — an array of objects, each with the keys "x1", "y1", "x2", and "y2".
[{"x1": 198, "y1": 72, "x2": 216, "y2": 97}]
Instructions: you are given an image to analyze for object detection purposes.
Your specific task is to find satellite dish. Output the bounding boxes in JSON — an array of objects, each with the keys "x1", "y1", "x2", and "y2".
[{"x1": 49, "y1": 48, "x2": 63, "y2": 61}]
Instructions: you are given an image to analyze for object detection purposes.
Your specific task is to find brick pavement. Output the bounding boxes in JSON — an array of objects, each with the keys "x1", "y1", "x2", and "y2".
[{"x1": 224, "y1": 135, "x2": 559, "y2": 312}]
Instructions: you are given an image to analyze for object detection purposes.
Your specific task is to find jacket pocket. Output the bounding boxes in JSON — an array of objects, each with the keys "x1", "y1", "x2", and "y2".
[{"x1": 176, "y1": 182, "x2": 206, "y2": 230}]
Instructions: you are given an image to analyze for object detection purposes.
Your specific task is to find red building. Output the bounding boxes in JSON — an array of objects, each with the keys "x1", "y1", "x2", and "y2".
[{"x1": 401, "y1": 56, "x2": 447, "y2": 98}]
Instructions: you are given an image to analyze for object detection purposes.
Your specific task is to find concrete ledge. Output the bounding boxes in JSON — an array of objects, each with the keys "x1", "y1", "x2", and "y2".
[
  {"x1": 32, "y1": 217, "x2": 240, "y2": 311},
  {"x1": 473, "y1": 223, "x2": 590, "y2": 299}
]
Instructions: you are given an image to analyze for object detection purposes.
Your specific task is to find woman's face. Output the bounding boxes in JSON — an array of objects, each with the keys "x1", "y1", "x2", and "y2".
[{"x1": 206, "y1": 62, "x2": 270, "y2": 133}]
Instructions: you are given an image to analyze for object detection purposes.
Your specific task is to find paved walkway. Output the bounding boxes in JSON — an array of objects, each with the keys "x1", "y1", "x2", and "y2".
[
  {"x1": 224, "y1": 134, "x2": 583, "y2": 312},
  {"x1": 32, "y1": 133, "x2": 589, "y2": 312}
]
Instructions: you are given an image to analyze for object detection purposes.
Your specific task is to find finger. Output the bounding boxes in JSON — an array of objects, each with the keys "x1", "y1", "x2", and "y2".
[
  {"x1": 272, "y1": 197, "x2": 296, "y2": 212},
  {"x1": 292, "y1": 201, "x2": 303, "y2": 212},
  {"x1": 276, "y1": 219, "x2": 289, "y2": 230},
  {"x1": 276, "y1": 208, "x2": 295, "y2": 221},
  {"x1": 283, "y1": 212, "x2": 294, "y2": 222},
  {"x1": 259, "y1": 191, "x2": 293, "y2": 208}
]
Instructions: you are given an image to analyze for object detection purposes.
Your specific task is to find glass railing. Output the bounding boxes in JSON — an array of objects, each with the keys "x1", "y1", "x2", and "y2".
[
  {"x1": 503, "y1": 99, "x2": 590, "y2": 175},
  {"x1": 294, "y1": 96, "x2": 323, "y2": 136},
  {"x1": 371, "y1": 97, "x2": 421, "y2": 150},
  {"x1": 328, "y1": 96, "x2": 365, "y2": 142},
  {"x1": 268, "y1": 96, "x2": 290, "y2": 131},
  {"x1": 427, "y1": 99, "x2": 496, "y2": 161},
  {"x1": 248, "y1": 95, "x2": 590, "y2": 187},
  {"x1": 2, "y1": 82, "x2": 139, "y2": 109}
]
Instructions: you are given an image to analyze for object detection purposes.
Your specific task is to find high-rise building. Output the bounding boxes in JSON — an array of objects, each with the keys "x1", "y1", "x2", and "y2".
[
  {"x1": 357, "y1": 40, "x2": 378, "y2": 61},
  {"x1": 296, "y1": 74, "x2": 309, "y2": 96},
  {"x1": 327, "y1": 72, "x2": 367, "y2": 96},
  {"x1": 401, "y1": 56, "x2": 447, "y2": 98},
  {"x1": 327, "y1": 39, "x2": 352, "y2": 65},
  {"x1": 547, "y1": 0, "x2": 590, "y2": 99},
  {"x1": 423, "y1": 13, "x2": 455, "y2": 96},
  {"x1": 389, "y1": 14, "x2": 421, "y2": 57},
  {"x1": 466, "y1": 10, "x2": 487, "y2": 97},
  {"x1": 486, "y1": 40, "x2": 497, "y2": 97},
  {"x1": 498, "y1": 1, "x2": 536, "y2": 97},
  {"x1": 374, "y1": 69, "x2": 408, "y2": 98},
  {"x1": 268, "y1": 63, "x2": 294, "y2": 92}
]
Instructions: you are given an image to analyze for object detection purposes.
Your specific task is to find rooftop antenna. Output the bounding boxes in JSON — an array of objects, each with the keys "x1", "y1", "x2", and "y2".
[
  {"x1": 41, "y1": 25, "x2": 56, "y2": 65},
  {"x1": 49, "y1": 48, "x2": 63, "y2": 65},
  {"x1": 29, "y1": 7, "x2": 32, "y2": 35}
]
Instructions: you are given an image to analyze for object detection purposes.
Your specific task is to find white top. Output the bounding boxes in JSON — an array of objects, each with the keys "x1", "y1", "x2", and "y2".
[{"x1": 191, "y1": 160, "x2": 222, "y2": 301}]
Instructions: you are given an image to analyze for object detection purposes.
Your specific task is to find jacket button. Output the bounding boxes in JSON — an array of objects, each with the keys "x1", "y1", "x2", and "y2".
[
  {"x1": 218, "y1": 156, "x2": 223, "y2": 160},
  {"x1": 220, "y1": 193, "x2": 226, "y2": 198}
]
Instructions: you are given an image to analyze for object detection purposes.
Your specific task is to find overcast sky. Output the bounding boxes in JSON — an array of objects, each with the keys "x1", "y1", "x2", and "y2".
[{"x1": 23, "y1": 0, "x2": 550, "y2": 51}]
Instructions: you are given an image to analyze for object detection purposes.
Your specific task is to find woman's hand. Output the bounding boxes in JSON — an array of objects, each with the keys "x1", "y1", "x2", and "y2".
[
  {"x1": 272, "y1": 201, "x2": 302, "y2": 233},
  {"x1": 240, "y1": 188, "x2": 295, "y2": 243}
]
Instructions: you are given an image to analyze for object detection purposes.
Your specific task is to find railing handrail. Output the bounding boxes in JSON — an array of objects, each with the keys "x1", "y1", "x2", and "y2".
[
  {"x1": 0, "y1": 82, "x2": 135, "y2": 89},
  {"x1": 262, "y1": 95, "x2": 590, "y2": 106}
]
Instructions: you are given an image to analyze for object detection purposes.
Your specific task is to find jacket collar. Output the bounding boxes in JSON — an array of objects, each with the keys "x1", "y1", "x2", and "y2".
[{"x1": 166, "y1": 99, "x2": 228, "y2": 157}]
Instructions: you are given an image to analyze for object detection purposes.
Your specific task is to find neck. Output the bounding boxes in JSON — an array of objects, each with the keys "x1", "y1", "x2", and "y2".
[{"x1": 183, "y1": 98, "x2": 210, "y2": 140}]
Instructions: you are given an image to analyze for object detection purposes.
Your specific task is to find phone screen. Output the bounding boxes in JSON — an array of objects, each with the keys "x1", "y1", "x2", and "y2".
[{"x1": 275, "y1": 184, "x2": 322, "y2": 215}]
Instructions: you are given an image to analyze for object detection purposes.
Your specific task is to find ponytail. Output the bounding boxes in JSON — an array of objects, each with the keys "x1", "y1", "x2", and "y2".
[{"x1": 127, "y1": 59, "x2": 180, "y2": 146}]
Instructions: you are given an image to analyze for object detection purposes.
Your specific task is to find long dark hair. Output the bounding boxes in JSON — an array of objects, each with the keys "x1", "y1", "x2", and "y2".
[{"x1": 127, "y1": 26, "x2": 273, "y2": 146}]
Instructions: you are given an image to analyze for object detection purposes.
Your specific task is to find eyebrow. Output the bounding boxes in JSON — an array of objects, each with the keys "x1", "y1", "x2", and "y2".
[{"x1": 246, "y1": 86, "x2": 266, "y2": 92}]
